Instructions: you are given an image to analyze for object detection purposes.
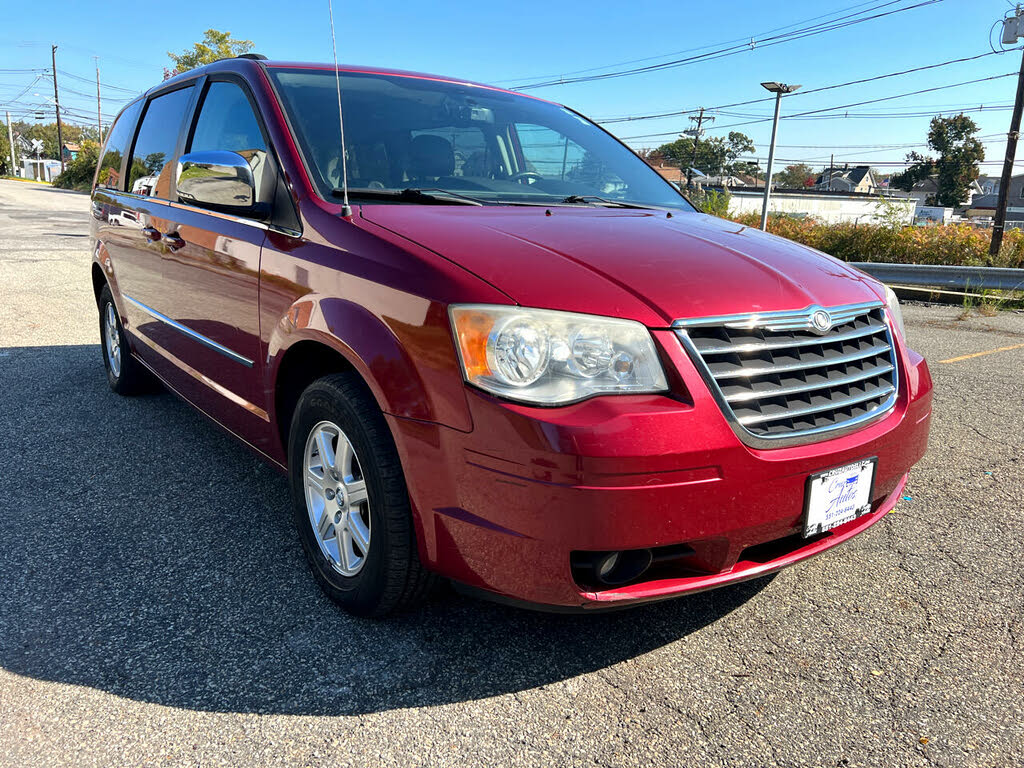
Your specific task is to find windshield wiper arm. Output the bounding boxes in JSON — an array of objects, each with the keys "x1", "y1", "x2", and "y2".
[
  {"x1": 331, "y1": 187, "x2": 484, "y2": 206},
  {"x1": 560, "y1": 195, "x2": 651, "y2": 210}
]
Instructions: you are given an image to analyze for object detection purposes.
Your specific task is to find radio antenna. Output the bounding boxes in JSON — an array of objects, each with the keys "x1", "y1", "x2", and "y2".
[{"x1": 328, "y1": 0, "x2": 352, "y2": 217}]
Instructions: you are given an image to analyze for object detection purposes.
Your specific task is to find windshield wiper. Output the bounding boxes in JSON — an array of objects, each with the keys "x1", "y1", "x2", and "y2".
[
  {"x1": 560, "y1": 195, "x2": 651, "y2": 210},
  {"x1": 332, "y1": 187, "x2": 484, "y2": 206}
]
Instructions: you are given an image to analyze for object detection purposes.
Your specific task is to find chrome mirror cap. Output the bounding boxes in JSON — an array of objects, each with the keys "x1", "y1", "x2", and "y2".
[{"x1": 176, "y1": 150, "x2": 258, "y2": 214}]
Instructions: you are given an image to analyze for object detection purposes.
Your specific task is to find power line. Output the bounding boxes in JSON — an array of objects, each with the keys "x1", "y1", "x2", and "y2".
[
  {"x1": 57, "y1": 69, "x2": 138, "y2": 95},
  {"x1": 597, "y1": 50, "x2": 1004, "y2": 125},
  {"x1": 493, "y1": 0, "x2": 893, "y2": 85},
  {"x1": 513, "y1": 0, "x2": 946, "y2": 90},
  {"x1": 619, "y1": 72, "x2": 1018, "y2": 140}
]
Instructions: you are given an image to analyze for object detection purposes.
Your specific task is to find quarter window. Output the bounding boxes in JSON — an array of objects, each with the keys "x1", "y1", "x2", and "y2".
[
  {"x1": 95, "y1": 100, "x2": 143, "y2": 191},
  {"x1": 127, "y1": 86, "x2": 194, "y2": 199}
]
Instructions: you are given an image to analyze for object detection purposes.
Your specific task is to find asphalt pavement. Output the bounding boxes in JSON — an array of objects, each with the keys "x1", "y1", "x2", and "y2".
[{"x1": 0, "y1": 178, "x2": 1021, "y2": 767}]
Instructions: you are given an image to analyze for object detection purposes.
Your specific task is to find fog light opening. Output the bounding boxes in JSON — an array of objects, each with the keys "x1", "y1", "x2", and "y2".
[
  {"x1": 597, "y1": 552, "x2": 620, "y2": 581},
  {"x1": 594, "y1": 548, "x2": 653, "y2": 586}
]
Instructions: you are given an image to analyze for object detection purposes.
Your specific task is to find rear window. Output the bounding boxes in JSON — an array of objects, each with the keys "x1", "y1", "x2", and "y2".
[{"x1": 95, "y1": 100, "x2": 143, "y2": 191}]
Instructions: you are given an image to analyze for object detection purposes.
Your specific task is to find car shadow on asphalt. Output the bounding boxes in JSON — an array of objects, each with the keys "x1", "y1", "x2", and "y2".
[{"x1": 0, "y1": 344, "x2": 772, "y2": 716}]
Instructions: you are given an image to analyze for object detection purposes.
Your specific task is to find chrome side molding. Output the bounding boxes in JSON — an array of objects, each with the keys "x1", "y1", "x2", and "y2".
[{"x1": 122, "y1": 295, "x2": 254, "y2": 368}]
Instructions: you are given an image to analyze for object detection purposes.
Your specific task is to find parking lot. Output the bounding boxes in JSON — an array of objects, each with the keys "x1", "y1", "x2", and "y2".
[{"x1": 0, "y1": 178, "x2": 1021, "y2": 767}]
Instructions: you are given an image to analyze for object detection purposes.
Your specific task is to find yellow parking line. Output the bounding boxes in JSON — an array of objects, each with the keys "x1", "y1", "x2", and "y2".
[{"x1": 940, "y1": 343, "x2": 1024, "y2": 364}]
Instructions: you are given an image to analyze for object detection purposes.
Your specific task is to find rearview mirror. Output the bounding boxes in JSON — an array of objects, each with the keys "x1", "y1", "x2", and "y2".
[{"x1": 176, "y1": 150, "x2": 259, "y2": 216}]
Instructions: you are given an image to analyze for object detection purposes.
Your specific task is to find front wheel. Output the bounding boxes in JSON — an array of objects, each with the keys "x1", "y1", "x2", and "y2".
[{"x1": 287, "y1": 373, "x2": 435, "y2": 616}]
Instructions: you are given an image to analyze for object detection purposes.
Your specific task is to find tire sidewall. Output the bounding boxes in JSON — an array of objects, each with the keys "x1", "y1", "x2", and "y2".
[{"x1": 288, "y1": 383, "x2": 394, "y2": 612}]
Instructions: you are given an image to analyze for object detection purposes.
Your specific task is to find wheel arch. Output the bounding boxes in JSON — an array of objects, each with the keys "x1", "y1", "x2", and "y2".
[
  {"x1": 272, "y1": 337, "x2": 366, "y2": 460},
  {"x1": 91, "y1": 261, "x2": 107, "y2": 305}
]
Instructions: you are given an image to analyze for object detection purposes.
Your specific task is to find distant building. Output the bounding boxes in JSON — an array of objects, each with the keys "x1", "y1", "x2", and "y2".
[
  {"x1": 966, "y1": 173, "x2": 1024, "y2": 229},
  {"x1": 704, "y1": 186, "x2": 915, "y2": 225},
  {"x1": 699, "y1": 172, "x2": 759, "y2": 188},
  {"x1": 21, "y1": 158, "x2": 61, "y2": 182},
  {"x1": 650, "y1": 164, "x2": 709, "y2": 189},
  {"x1": 977, "y1": 175, "x2": 1001, "y2": 196},
  {"x1": 887, "y1": 176, "x2": 983, "y2": 207},
  {"x1": 62, "y1": 142, "x2": 81, "y2": 162},
  {"x1": 812, "y1": 165, "x2": 878, "y2": 195}
]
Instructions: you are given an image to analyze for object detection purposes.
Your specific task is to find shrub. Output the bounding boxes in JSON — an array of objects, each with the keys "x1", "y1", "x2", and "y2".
[
  {"x1": 53, "y1": 141, "x2": 100, "y2": 192},
  {"x1": 690, "y1": 187, "x2": 732, "y2": 217},
  {"x1": 730, "y1": 213, "x2": 1024, "y2": 269}
]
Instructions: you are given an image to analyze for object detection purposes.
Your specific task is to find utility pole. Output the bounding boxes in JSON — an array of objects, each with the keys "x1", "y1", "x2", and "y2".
[
  {"x1": 759, "y1": 81, "x2": 801, "y2": 231},
  {"x1": 94, "y1": 57, "x2": 103, "y2": 144},
  {"x1": 990, "y1": 8, "x2": 1024, "y2": 261},
  {"x1": 6, "y1": 111, "x2": 16, "y2": 177},
  {"x1": 684, "y1": 108, "x2": 713, "y2": 191},
  {"x1": 828, "y1": 153, "x2": 835, "y2": 191},
  {"x1": 51, "y1": 44, "x2": 65, "y2": 173}
]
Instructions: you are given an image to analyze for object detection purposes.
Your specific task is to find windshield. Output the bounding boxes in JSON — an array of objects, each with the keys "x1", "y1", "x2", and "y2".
[{"x1": 267, "y1": 67, "x2": 695, "y2": 211}]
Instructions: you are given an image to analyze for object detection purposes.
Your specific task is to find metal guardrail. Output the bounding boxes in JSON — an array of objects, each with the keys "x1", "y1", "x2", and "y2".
[{"x1": 850, "y1": 262, "x2": 1024, "y2": 293}]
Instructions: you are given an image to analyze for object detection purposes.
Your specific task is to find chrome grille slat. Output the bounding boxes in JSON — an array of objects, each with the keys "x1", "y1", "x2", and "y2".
[
  {"x1": 736, "y1": 384, "x2": 896, "y2": 426},
  {"x1": 723, "y1": 361, "x2": 895, "y2": 403},
  {"x1": 673, "y1": 302, "x2": 899, "y2": 447},
  {"x1": 709, "y1": 340, "x2": 892, "y2": 379},
  {"x1": 693, "y1": 321, "x2": 887, "y2": 355}
]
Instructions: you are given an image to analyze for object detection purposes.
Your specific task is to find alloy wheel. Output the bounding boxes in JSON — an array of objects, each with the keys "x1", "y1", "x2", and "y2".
[
  {"x1": 104, "y1": 302, "x2": 122, "y2": 378},
  {"x1": 302, "y1": 420, "x2": 372, "y2": 576}
]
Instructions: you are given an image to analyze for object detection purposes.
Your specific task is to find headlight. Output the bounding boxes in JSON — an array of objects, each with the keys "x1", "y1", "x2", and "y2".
[
  {"x1": 885, "y1": 287, "x2": 905, "y2": 339},
  {"x1": 449, "y1": 305, "x2": 669, "y2": 405}
]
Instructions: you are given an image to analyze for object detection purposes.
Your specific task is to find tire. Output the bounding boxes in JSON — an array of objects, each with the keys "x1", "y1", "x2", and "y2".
[
  {"x1": 288, "y1": 372, "x2": 435, "y2": 617},
  {"x1": 98, "y1": 285, "x2": 150, "y2": 395}
]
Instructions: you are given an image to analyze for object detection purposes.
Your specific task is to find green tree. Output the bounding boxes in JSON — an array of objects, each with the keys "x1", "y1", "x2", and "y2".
[
  {"x1": 655, "y1": 131, "x2": 756, "y2": 177},
  {"x1": 775, "y1": 163, "x2": 815, "y2": 189},
  {"x1": 53, "y1": 140, "x2": 101, "y2": 191},
  {"x1": 166, "y1": 29, "x2": 254, "y2": 78},
  {"x1": 10, "y1": 121, "x2": 96, "y2": 160},
  {"x1": 891, "y1": 114, "x2": 984, "y2": 207}
]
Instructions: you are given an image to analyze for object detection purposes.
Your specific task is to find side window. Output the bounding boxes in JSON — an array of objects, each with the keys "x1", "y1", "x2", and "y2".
[
  {"x1": 514, "y1": 124, "x2": 586, "y2": 181},
  {"x1": 127, "y1": 86, "x2": 194, "y2": 199},
  {"x1": 188, "y1": 80, "x2": 269, "y2": 192},
  {"x1": 95, "y1": 100, "x2": 143, "y2": 191},
  {"x1": 514, "y1": 123, "x2": 625, "y2": 195}
]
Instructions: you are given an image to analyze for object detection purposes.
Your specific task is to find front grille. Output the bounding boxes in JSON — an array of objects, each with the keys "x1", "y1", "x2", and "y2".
[{"x1": 674, "y1": 302, "x2": 898, "y2": 445}]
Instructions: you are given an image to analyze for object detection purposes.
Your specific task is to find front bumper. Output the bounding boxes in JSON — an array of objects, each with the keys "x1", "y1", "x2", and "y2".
[{"x1": 388, "y1": 330, "x2": 933, "y2": 609}]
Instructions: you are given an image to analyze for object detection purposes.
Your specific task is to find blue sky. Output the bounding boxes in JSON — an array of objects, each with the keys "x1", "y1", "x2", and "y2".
[{"x1": 1, "y1": 0, "x2": 1020, "y2": 175}]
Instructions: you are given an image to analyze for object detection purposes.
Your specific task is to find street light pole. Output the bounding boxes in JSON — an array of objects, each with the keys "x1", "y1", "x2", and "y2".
[{"x1": 759, "y1": 81, "x2": 801, "y2": 231}]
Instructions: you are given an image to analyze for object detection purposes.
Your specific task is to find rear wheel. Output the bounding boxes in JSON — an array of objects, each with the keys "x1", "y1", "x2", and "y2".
[
  {"x1": 98, "y1": 285, "x2": 150, "y2": 395},
  {"x1": 288, "y1": 372, "x2": 434, "y2": 616}
]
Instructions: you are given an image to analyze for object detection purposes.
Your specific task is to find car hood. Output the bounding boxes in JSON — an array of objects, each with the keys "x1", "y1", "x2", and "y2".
[{"x1": 359, "y1": 206, "x2": 884, "y2": 327}]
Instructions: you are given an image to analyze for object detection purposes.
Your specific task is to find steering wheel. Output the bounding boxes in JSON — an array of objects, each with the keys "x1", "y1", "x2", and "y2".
[{"x1": 508, "y1": 171, "x2": 543, "y2": 184}]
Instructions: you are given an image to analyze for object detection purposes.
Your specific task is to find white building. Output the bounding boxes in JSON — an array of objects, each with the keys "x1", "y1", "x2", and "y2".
[{"x1": 714, "y1": 188, "x2": 915, "y2": 225}]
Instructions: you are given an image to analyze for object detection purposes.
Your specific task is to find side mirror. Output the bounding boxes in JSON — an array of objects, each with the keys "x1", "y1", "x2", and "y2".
[{"x1": 176, "y1": 150, "x2": 260, "y2": 216}]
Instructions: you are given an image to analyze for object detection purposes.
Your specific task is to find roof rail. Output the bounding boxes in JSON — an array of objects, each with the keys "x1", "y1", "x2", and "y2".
[{"x1": 237, "y1": 53, "x2": 268, "y2": 60}]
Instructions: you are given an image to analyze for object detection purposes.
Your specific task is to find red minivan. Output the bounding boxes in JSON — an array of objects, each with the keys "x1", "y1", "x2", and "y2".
[{"x1": 89, "y1": 56, "x2": 932, "y2": 616}]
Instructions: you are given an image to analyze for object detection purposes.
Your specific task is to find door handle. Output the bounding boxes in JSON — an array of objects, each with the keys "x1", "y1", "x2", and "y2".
[
  {"x1": 163, "y1": 232, "x2": 186, "y2": 250},
  {"x1": 142, "y1": 226, "x2": 162, "y2": 242}
]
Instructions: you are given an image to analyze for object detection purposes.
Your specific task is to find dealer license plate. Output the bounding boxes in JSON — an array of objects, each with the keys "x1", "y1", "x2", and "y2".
[{"x1": 803, "y1": 458, "x2": 877, "y2": 537}]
